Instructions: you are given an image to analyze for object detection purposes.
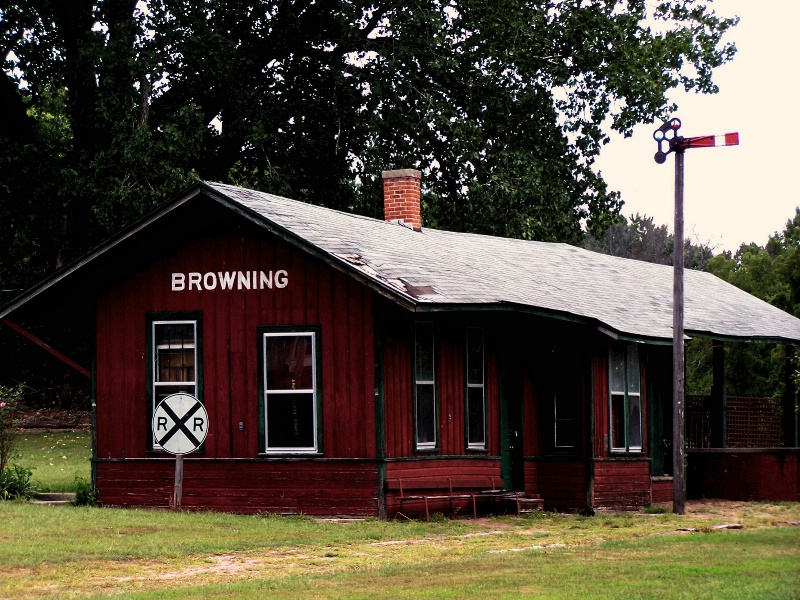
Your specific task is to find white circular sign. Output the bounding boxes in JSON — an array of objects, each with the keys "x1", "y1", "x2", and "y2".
[{"x1": 153, "y1": 393, "x2": 208, "y2": 455}]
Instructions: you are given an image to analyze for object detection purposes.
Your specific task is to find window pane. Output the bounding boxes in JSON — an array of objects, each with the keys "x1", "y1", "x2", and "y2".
[
  {"x1": 466, "y1": 329, "x2": 483, "y2": 385},
  {"x1": 266, "y1": 393, "x2": 315, "y2": 449},
  {"x1": 157, "y1": 348, "x2": 195, "y2": 383},
  {"x1": 467, "y1": 386, "x2": 485, "y2": 446},
  {"x1": 627, "y1": 345, "x2": 641, "y2": 394},
  {"x1": 628, "y1": 394, "x2": 643, "y2": 450},
  {"x1": 266, "y1": 335, "x2": 314, "y2": 390},
  {"x1": 611, "y1": 394, "x2": 626, "y2": 449},
  {"x1": 415, "y1": 323, "x2": 434, "y2": 382},
  {"x1": 555, "y1": 420, "x2": 579, "y2": 449},
  {"x1": 154, "y1": 384, "x2": 196, "y2": 405},
  {"x1": 155, "y1": 323, "x2": 194, "y2": 347},
  {"x1": 416, "y1": 383, "x2": 436, "y2": 445},
  {"x1": 609, "y1": 344, "x2": 625, "y2": 393},
  {"x1": 155, "y1": 322, "x2": 196, "y2": 384},
  {"x1": 554, "y1": 392, "x2": 579, "y2": 449}
]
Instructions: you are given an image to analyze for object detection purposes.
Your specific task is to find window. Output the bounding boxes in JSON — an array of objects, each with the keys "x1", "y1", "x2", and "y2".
[
  {"x1": 149, "y1": 317, "x2": 200, "y2": 449},
  {"x1": 466, "y1": 327, "x2": 486, "y2": 449},
  {"x1": 609, "y1": 343, "x2": 642, "y2": 452},
  {"x1": 545, "y1": 344, "x2": 581, "y2": 453},
  {"x1": 554, "y1": 391, "x2": 579, "y2": 449},
  {"x1": 261, "y1": 330, "x2": 320, "y2": 453},
  {"x1": 414, "y1": 322, "x2": 437, "y2": 449}
]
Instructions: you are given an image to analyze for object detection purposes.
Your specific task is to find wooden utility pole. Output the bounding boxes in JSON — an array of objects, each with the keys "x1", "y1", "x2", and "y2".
[
  {"x1": 672, "y1": 146, "x2": 686, "y2": 515},
  {"x1": 653, "y1": 119, "x2": 739, "y2": 515}
]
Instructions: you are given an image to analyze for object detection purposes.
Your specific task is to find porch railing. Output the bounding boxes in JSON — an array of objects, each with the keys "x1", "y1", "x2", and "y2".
[{"x1": 685, "y1": 395, "x2": 782, "y2": 448}]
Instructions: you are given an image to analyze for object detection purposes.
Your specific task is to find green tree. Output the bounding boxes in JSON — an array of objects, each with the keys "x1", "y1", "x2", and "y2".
[
  {"x1": 584, "y1": 212, "x2": 714, "y2": 269},
  {"x1": 703, "y1": 208, "x2": 800, "y2": 398},
  {"x1": 1, "y1": 1, "x2": 737, "y2": 297}
]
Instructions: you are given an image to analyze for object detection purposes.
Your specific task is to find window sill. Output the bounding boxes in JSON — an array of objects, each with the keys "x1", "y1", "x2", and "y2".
[{"x1": 258, "y1": 452, "x2": 324, "y2": 458}]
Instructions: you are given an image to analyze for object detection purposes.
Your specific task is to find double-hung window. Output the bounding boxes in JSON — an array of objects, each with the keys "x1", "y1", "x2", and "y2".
[
  {"x1": 466, "y1": 327, "x2": 486, "y2": 449},
  {"x1": 414, "y1": 322, "x2": 437, "y2": 449},
  {"x1": 261, "y1": 329, "x2": 320, "y2": 453},
  {"x1": 150, "y1": 317, "x2": 200, "y2": 449},
  {"x1": 609, "y1": 343, "x2": 642, "y2": 452}
]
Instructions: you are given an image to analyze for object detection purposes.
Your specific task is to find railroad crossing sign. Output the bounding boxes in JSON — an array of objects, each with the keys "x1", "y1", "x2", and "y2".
[{"x1": 153, "y1": 393, "x2": 208, "y2": 455}]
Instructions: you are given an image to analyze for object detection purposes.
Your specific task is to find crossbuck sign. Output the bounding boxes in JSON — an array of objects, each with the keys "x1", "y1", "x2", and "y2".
[{"x1": 153, "y1": 393, "x2": 208, "y2": 455}]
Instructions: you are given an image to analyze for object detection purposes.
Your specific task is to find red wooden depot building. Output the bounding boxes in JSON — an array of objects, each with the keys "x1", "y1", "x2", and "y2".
[{"x1": 2, "y1": 170, "x2": 800, "y2": 516}]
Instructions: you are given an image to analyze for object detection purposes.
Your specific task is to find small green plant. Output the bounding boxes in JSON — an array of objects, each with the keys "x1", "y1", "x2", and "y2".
[
  {"x1": 73, "y1": 476, "x2": 97, "y2": 506},
  {"x1": 0, "y1": 385, "x2": 24, "y2": 473},
  {"x1": 0, "y1": 464, "x2": 37, "y2": 500},
  {"x1": 643, "y1": 504, "x2": 668, "y2": 514}
]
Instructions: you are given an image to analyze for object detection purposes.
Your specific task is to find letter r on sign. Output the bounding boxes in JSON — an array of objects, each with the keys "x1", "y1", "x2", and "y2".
[
  {"x1": 193, "y1": 417, "x2": 204, "y2": 432},
  {"x1": 157, "y1": 416, "x2": 168, "y2": 431}
]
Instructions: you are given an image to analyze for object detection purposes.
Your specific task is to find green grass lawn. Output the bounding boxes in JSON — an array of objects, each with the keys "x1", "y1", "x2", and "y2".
[
  {"x1": 2, "y1": 432, "x2": 799, "y2": 598},
  {"x1": 9, "y1": 429, "x2": 92, "y2": 491},
  {"x1": 0, "y1": 500, "x2": 798, "y2": 599}
]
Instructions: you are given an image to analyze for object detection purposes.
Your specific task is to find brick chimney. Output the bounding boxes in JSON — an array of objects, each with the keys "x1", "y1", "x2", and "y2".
[{"x1": 382, "y1": 169, "x2": 421, "y2": 231}]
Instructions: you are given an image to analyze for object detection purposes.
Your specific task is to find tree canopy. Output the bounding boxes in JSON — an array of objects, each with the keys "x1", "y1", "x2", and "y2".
[{"x1": 1, "y1": 0, "x2": 737, "y2": 298}]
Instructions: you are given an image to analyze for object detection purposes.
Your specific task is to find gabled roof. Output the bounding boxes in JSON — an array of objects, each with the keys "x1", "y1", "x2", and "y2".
[{"x1": 4, "y1": 181, "x2": 800, "y2": 345}]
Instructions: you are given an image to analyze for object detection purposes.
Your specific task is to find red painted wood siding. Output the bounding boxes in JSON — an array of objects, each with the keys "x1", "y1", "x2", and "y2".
[
  {"x1": 537, "y1": 460, "x2": 588, "y2": 511},
  {"x1": 96, "y1": 459, "x2": 379, "y2": 515},
  {"x1": 95, "y1": 225, "x2": 375, "y2": 462},
  {"x1": 687, "y1": 449, "x2": 800, "y2": 501},
  {"x1": 381, "y1": 310, "x2": 501, "y2": 459},
  {"x1": 651, "y1": 478, "x2": 673, "y2": 504},
  {"x1": 593, "y1": 459, "x2": 651, "y2": 509},
  {"x1": 384, "y1": 458, "x2": 503, "y2": 517}
]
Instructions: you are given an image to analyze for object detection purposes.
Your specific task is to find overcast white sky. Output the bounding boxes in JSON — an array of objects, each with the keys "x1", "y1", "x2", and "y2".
[{"x1": 594, "y1": 1, "x2": 800, "y2": 253}]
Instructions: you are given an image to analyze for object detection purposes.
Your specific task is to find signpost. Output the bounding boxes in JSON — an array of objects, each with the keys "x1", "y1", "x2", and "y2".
[
  {"x1": 152, "y1": 393, "x2": 208, "y2": 510},
  {"x1": 653, "y1": 118, "x2": 739, "y2": 514}
]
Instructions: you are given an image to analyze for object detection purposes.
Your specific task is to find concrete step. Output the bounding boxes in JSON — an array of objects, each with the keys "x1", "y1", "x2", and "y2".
[{"x1": 31, "y1": 492, "x2": 76, "y2": 505}]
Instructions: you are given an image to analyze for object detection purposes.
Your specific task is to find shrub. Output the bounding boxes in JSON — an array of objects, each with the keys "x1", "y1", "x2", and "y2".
[
  {"x1": 0, "y1": 464, "x2": 37, "y2": 500},
  {"x1": 0, "y1": 385, "x2": 24, "y2": 473},
  {"x1": 73, "y1": 476, "x2": 97, "y2": 506}
]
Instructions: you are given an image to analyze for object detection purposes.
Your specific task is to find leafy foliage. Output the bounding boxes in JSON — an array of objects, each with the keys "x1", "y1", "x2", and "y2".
[
  {"x1": 703, "y1": 209, "x2": 800, "y2": 398},
  {"x1": 584, "y1": 212, "x2": 714, "y2": 269},
  {"x1": 1, "y1": 1, "x2": 737, "y2": 295},
  {"x1": 0, "y1": 463, "x2": 37, "y2": 500},
  {"x1": 0, "y1": 385, "x2": 23, "y2": 472}
]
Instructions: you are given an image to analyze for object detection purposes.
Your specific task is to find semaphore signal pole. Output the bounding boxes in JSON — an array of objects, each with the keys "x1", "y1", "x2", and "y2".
[{"x1": 653, "y1": 118, "x2": 739, "y2": 515}]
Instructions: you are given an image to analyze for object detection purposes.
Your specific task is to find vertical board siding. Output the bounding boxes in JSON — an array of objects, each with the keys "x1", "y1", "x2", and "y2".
[
  {"x1": 593, "y1": 352, "x2": 609, "y2": 458},
  {"x1": 96, "y1": 459, "x2": 379, "y2": 515},
  {"x1": 95, "y1": 225, "x2": 375, "y2": 470}
]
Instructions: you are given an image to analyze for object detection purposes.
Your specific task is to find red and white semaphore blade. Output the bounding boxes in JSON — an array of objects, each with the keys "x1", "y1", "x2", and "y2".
[{"x1": 683, "y1": 132, "x2": 740, "y2": 148}]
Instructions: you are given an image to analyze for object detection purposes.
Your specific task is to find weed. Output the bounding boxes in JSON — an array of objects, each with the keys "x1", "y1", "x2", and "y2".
[
  {"x1": 0, "y1": 463, "x2": 38, "y2": 500},
  {"x1": 73, "y1": 476, "x2": 97, "y2": 506}
]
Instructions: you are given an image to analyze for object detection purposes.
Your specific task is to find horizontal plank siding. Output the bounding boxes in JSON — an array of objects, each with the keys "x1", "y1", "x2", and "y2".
[
  {"x1": 687, "y1": 449, "x2": 800, "y2": 501},
  {"x1": 384, "y1": 458, "x2": 503, "y2": 518},
  {"x1": 96, "y1": 459, "x2": 380, "y2": 515},
  {"x1": 537, "y1": 460, "x2": 587, "y2": 511},
  {"x1": 593, "y1": 459, "x2": 651, "y2": 509}
]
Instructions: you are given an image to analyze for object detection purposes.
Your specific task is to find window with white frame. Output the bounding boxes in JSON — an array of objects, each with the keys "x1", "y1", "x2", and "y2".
[
  {"x1": 466, "y1": 327, "x2": 486, "y2": 449},
  {"x1": 261, "y1": 330, "x2": 319, "y2": 453},
  {"x1": 150, "y1": 318, "x2": 199, "y2": 448},
  {"x1": 414, "y1": 322, "x2": 437, "y2": 449},
  {"x1": 609, "y1": 342, "x2": 642, "y2": 452}
]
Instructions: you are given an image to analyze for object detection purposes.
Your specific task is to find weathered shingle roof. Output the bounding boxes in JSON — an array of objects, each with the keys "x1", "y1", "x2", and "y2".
[{"x1": 206, "y1": 182, "x2": 800, "y2": 344}]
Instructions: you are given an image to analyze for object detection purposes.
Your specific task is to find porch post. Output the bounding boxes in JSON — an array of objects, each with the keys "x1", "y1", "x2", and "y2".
[
  {"x1": 783, "y1": 349, "x2": 799, "y2": 448},
  {"x1": 710, "y1": 341, "x2": 726, "y2": 448}
]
